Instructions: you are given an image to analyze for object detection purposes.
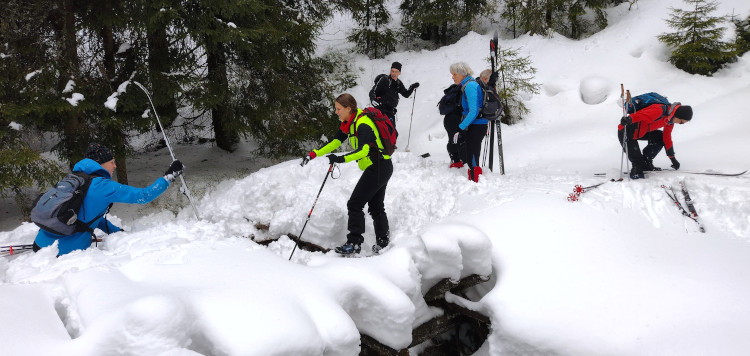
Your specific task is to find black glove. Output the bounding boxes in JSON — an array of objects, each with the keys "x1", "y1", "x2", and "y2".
[
  {"x1": 164, "y1": 160, "x2": 183, "y2": 182},
  {"x1": 327, "y1": 154, "x2": 345, "y2": 165},
  {"x1": 410, "y1": 82, "x2": 420, "y2": 90},
  {"x1": 452, "y1": 130, "x2": 466, "y2": 144},
  {"x1": 620, "y1": 115, "x2": 632, "y2": 126},
  {"x1": 489, "y1": 71, "x2": 498, "y2": 85},
  {"x1": 670, "y1": 157, "x2": 680, "y2": 170},
  {"x1": 300, "y1": 152, "x2": 316, "y2": 167}
]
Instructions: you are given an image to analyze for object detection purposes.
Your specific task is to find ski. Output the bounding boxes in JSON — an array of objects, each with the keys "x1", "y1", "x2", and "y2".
[
  {"x1": 679, "y1": 181, "x2": 706, "y2": 233},
  {"x1": 608, "y1": 169, "x2": 747, "y2": 177},
  {"x1": 420, "y1": 153, "x2": 430, "y2": 158},
  {"x1": 661, "y1": 184, "x2": 704, "y2": 232},
  {"x1": 568, "y1": 178, "x2": 623, "y2": 202},
  {"x1": 490, "y1": 30, "x2": 505, "y2": 175}
]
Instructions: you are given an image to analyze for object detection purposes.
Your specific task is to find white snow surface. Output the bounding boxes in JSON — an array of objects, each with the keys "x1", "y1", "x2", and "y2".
[{"x1": 3, "y1": 0, "x2": 750, "y2": 354}]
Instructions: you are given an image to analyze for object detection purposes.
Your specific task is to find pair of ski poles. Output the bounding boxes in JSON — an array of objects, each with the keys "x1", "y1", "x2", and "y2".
[{"x1": 619, "y1": 84, "x2": 632, "y2": 180}]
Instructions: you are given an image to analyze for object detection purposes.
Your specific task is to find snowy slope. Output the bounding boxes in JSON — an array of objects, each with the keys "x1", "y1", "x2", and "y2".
[{"x1": 3, "y1": 0, "x2": 750, "y2": 355}]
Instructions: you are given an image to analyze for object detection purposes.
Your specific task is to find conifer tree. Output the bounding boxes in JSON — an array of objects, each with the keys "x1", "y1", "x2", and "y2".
[
  {"x1": 348, "y1": 0, "x2": 396, "y2": 58},
  {"x1": 658, "y1": 0, "x2": 736, "y2": 76},
  {"x1": 400, "y1": 0, "x2": 493, "y2": 46},
  {"x1": 734, "y1": 15, "x2": 750, "y2": 56},
  {"x1": 495, "y1": 46, "x2": 540, "y2": 125}
]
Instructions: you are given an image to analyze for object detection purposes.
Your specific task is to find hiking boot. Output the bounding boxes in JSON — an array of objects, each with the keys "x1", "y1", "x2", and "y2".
[
  {"x1": 372, "y1": 235, "x2": 390, "y2": 254},
  {"x1": 334, "y1": 242, "x2": 361, "y2": 255},
  {"x1": 449, "y1": 161, "x2": 464, "y2": 168},
  {"x1": 643, "y1": 160, "x2": 662, "y2": 171},
  {"x1": 629, "y1": 166, "x2": 645, "y2": 179}
]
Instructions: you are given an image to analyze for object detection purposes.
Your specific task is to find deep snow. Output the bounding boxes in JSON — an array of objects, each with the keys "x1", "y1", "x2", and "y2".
[{"x1": 3, "y1": 0, "x2": 750, "y2": 355}]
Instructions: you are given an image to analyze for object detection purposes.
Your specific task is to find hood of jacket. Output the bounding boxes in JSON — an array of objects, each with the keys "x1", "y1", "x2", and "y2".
[{"x1": 73, "y1": 158, "x2": 112, "y2": 179}]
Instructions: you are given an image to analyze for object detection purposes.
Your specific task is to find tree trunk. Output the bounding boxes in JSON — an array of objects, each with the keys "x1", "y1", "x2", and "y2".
[
  {"x1": 206, "y1": 43, "x2": 237, "y2": 152},
  {"x1": 146, "y1": 3, "x2": 177, "y2": 131},
  {"x1": 59, "y1": 0, "x2": 86, "y2": 168}
]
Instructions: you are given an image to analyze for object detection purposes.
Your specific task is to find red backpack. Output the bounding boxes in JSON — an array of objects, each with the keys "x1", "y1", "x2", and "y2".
[{"x1": 355, "y1": 107, "x2": 398, "y2": 156}]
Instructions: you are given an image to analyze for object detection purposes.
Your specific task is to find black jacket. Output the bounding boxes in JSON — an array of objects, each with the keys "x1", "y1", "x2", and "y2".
[{"x1": 369, "y1": 75, "x2": 415, "y2": 118}]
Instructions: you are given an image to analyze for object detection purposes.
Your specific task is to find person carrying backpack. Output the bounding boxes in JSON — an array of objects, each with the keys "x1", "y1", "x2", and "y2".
[
  {"x1": 369, "y1": 61, "x2": 419, "y2": 126},
  {"x1": 451, "y1": 62, "x2": 488, "y2": 182},
  {"x1": 300, "y1": 94, "x2": 393, "y2": 255},
  {"x1": 439, "y1": 82, "x2": 464, "y2": 168},
  {"x1": 32, "y1": 143, "x2": 183, "y2": 256},
  {"x1": 618, "y1": 94, "x2": 693, "y2": 179}
]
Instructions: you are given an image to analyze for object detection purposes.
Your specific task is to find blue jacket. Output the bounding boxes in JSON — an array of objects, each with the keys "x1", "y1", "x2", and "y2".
[
  {"x1": 34, "y1": 158, "x2": 170, "y2": 255},
  {"x1": 459, "y1": 76, "x2": 488, "y2": 130}
]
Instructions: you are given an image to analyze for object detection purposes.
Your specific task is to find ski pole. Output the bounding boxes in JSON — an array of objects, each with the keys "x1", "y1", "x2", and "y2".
[
  {"x1": 620, "y1": 83, "x2": 627, "y2": 179},
  {"x1": 289, "y1": 163, "x2": 334, "y2": 260},
  {"x1": 624, "y1": 90, "x2": 632, "y2": 177},
  {"x1": 132, "y1": 81, "x2": 200, "y2": 219},
  {"x1": 405, "y1": 88, "x2": 417, "y2": 152},
  {"x1": 0, "y1": 244, "x2": 34, "y2": 256}
]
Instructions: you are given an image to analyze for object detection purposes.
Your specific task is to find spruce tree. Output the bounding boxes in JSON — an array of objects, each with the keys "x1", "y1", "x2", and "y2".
[
  {"x1": 658, "y1": 0, "x2": 736, "y2": 76},
  {"x1": 400, "y1": 0, "x2": 493, "y2": 46},
  {"x1": 734, "y1": 15, "x2": 750, "y2": 56},
  {"x1": 348, "y1": 0, "x2": 396, "y2": 58},
  {"x1": 495, "y1": 46, "x2": 541, "y2": 125}
]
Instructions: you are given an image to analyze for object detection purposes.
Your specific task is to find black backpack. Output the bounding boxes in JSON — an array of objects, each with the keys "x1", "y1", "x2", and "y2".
[
  {"x1": 438, "y1": 84, "x2": 462, "y2": 116},
  {"x1": 30, "y1": 172, "x2": 101, "y2": 236},
  {"x1": 462, "y1": 79, "x2": 503, "y2": 121}
]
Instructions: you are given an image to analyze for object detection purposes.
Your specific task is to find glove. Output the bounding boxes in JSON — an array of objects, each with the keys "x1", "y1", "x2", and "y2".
[
  {"x1": 164, "y1": 160, "x2": 184, "y2": 182},
  {"x1": 620, "y1": 115, "x2": 632, "y2": 126},
  {"x1": 410, "y1": 82, "x2": 420, "y2": 90},
  {"x1": 327, "y1": 154, "x2": 345, "y2": 165},
  {"x1": 452, "y1": 130, "x2": 466, "y2": 144},
  {"x1": 300, "y1": 151, "x2": 316, "y2": 167},
  {"x1": 489, "y1": 71, "x2": 498, "y2": 85},
  {"x1": 670, "y1": 156, "x2": 680, "y2": 170}
]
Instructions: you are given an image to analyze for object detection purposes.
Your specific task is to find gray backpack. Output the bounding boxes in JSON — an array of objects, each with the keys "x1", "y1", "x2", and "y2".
[{"x1": 31, "y1": 172, "x2": 99, "y2": 236}]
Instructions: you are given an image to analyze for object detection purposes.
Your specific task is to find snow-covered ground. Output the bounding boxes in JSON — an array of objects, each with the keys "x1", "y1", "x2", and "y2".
[{"x1": 3, "y1": 0, "x2": 750, "y2": 354}]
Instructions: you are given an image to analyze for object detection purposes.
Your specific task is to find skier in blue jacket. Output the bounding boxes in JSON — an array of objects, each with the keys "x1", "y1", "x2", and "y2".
[
  {"x1": 450, "y1": 62, "x2": 488, "y2": 182},
  {"x1": 33, "y1": 143, "x2": 183, "y2": 256}
]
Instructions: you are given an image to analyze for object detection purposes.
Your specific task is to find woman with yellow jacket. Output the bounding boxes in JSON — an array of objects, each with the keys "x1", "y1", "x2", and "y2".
[{"x1": 300, "y1": 93, "x2": 393, "y2": 255}]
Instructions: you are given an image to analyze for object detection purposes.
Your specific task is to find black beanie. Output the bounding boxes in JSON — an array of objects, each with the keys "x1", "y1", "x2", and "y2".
[
  {"x1": 85, "y1": 142, "x2": 114, "y2": 164},
  {"x1": 391, "y1": 61, "x2": 402, "y2": 72},
  {"x1": 675, "y1": 105, "x2": 693, "y2": 120}
]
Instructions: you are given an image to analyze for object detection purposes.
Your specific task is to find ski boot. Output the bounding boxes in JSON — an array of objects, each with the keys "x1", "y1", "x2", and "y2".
[
  {"x1": 372, "y1": 235, "x2": 390, "y2": 254},
  {"x1": 629, "y1": 166, "x2": 645, "y2": 179},
  {"x1": 335, "y1": 242, "x2": 361, "y2": 255},
  {"x1": 449, "y1": 161, "x2": 464, "y2": 169},
  {"x1": 643, "y1": 159, "x2": 661, "y2": 171}
]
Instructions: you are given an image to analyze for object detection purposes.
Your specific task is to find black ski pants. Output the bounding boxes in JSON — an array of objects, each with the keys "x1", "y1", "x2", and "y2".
[
  {"x1": 618, "y1": 125, "x2": 664, "y2": 168},
  {"x1": 460, "y1": 123, "x2": 488, "y2": 168},
  {"x1": 346, "y1": 158, "x2": 393, "y2": 245},
  {"x1": 443, "y1": 112, "x2": 462, "y2": 163}
]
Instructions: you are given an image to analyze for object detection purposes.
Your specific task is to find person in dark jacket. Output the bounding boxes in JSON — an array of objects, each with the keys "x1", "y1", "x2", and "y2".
[
  {"x1": 451, "y1": 62, "x2": 487, "y2": 182},
  {"x1": 33, "y1": 143, "x2": 183, "y2": 256},
  {"x1": 618, "y1": 102, "x2": 693, "y2": 179},
  {"x1": 300, "y1": 94, "x2": 393, "y2": 255},
  {"x1": 440, "y1": 83, "x2": 464, "y2": 168},
  {"x1": 369, "y1": 62, "x2": 419, "y2": 126}
]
